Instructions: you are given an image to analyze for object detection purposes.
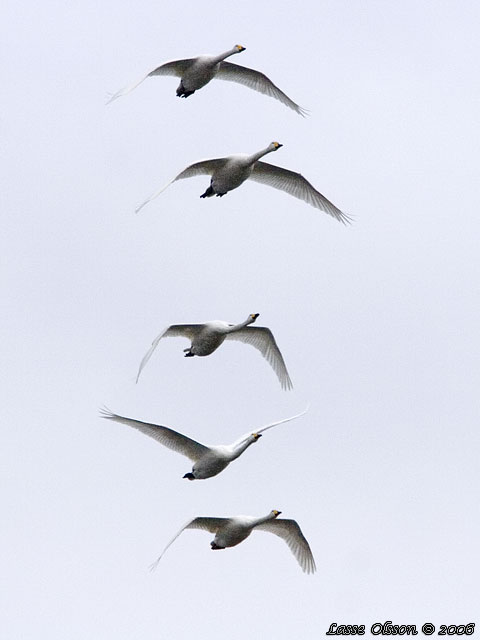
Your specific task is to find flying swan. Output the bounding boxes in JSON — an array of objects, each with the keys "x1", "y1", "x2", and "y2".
[
  {"x1": 150, "y1": 509, "x2": 316, "y2": 574},
  {"x1": 135, "y1": 142, "x2": 350, "y2": 224},
  {"x1": 100, "y1": 407, "x2": 307, "y2": 480},
  {"x1": 106, "y1": 44, "x2": 306, "y2": 115},
  {"x1": 136, "y1": 313, "x2": 293, "y2": 390}
]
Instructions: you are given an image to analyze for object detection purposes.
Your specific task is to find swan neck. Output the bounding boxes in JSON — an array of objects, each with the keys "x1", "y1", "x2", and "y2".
[
  {"x1": 249, "y1": 145, "x2": 274, "y2": 163},
  {"x1": 231, "y1": 438, "x2": 254, "y2": 459},
  {"x1": 225, "y1": 316, "x2": 252, "y2": 333},
  {"x1": 212, "y1": 47, "x2": 239, "y2": 64},
  {"x1": 254, "y1": 512, "x2": 277, "y2": 527}
]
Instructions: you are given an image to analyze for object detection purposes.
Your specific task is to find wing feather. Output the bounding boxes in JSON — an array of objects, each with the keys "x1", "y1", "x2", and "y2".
[
  {"x1": 255, "y1": 519, "x2": 316, "y2": 574},
  {"x1": 250, "y1": 161, "x2": 351, "y2": 224},
  {"x1": 100, "y1": 408, "x2": 209, "y2": 461},
  {"x1": 135, "y1": 159, "x2": 226, "y2": 213},
  {"x1": 148, "y1": 58, "x2": 193, "y2": 78},
  {"x1": 136, "y1": 324, "x2": 203, "y2": 382},
  {"x1": 217, "y1": 62, "x2": 307, "y2": 116},
  {"x1": 231, "y1": 406, "x2": 308, "y2": 448},
  {"x1": 106, "y1": 59, "x2": 193, "y2": 105},
  {"x1": 149, "y1": 517, "x2": 228, "y2": 571},
  {"x1": 225, "y1": 326, "x2": 293, "y2": 390}
]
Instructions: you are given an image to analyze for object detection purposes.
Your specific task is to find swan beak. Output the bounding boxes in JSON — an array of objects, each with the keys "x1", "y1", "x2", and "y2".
[
  {"x1": 273, "y1": 142, "x2": 283, "y2": 149},
  {"x1": 252, "y1": 433, "x2": 262, "y2": 441},
  {"x1": 236, "y1": 45, "x2": 246, "y2": 52},
  {"x1": 251, "y1": 313, "x2": 259, "y2": 320},
  {"x1": 273, "y1": 510, "x2": 282, "y2": 517}
]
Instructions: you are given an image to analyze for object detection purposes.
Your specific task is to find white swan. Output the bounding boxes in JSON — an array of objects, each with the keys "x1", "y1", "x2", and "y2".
[
  {"x1": 106, "y1": 44, "x2": 306, "y2": 115},
  {"x1": 135, "y1": 142, "x2": 350, "y2": 224},
  {"x1": 150, "y1": 509, "x2": 316, "y2": 574},
  {"x1": 136, "y1": 313, "x2": 293, "y2": 390},
  {"x1": 100, "y1": 407, "x2": 307, "y2": 480}
]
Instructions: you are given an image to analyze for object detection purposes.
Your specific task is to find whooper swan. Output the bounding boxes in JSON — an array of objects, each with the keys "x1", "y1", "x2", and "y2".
[
  {"x1": 150, "y1": 510, "x2": 316, "y2": 574},
  {"x1": 106, "y1": 45, "x2": 306, "y2": 115},
  {"x1": 100, "y1": 407, "x2": 307, "y2": 480},
  {"x1": 135, "y1": 142, "x2": 350, "y2": 224},
  {"x1": 136, "y1": 313, "x2": 293, "y2": 390}
]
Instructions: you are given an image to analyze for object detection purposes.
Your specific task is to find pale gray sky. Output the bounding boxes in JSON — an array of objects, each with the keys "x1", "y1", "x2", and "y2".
[{"x1": 2, "y1": 1, "x2": 479, "y2": 638}]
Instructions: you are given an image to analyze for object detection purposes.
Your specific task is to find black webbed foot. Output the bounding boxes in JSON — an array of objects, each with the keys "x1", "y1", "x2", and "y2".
[
  {"x1": 176, "y1": 83, "x2": 195, "y2": 98},
  {"x1": 200, "y1": 185, "x2": 215, "y2": 198}
]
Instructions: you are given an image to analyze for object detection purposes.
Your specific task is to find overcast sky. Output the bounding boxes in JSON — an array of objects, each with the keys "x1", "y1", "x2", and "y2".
[{"x1": 2, "y1": 1, "x2": 479, "y2": 638}]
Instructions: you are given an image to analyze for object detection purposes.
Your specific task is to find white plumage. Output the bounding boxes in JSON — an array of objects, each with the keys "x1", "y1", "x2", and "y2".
[
  {"x1": 135, "y1": 142, "x2": 350, "y2": 224},
  {"x1": 150, "y1": 510, "x2": 316, "y2": 574},
  {"x1": 100, "y1": 407, "x2": 307, "y2": 480},
  {"x1": 106, "y1": 44, "x2": 306, "y2": 115},
  {"x1": 136, "y1": 313, "x2": 293, "y2": 391}
]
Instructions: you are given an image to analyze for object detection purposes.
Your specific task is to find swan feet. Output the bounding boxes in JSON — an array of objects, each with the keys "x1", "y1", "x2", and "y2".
[
  {"x1": 176, "y1": 83, "x2": 195, "y2": 98},
  {"x1": 210, "y1": 542, "x2": 225, "y2": 550},
  {"x1": 200, "y1": 186, "x2": 227, "y2": 198},
  {"x1": 183, "y1": 348, "x2": 194, "y2": 357},
  {"x1": 200, "y1": 186, "x2": 214, "y2": 198}
]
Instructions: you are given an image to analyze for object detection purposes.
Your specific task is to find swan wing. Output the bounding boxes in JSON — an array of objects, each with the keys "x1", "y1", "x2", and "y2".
[
  {"x1": 225, "y1": 326, "x2": 293, "y2": 390},
  {"x1": 250, "y1": 161, "x2": 351, "y2": 225},
  {"x1": 150, "y1": 517, "x2": 228, "y2": 570},
  {"x1": 217, "y1": 62, "x2": 307, "y2": 117},
  {"x1": 136, "y1": 324, "x2": 203, "y2": 382},
  {"x1": 99, "y1": 408, "x2": 209, "y2": 461},
  {"x1": 255, "y1": 519, "x2": 316, "y2": 574},
  {"x1": 106, "y1": 59, "x2": 193, "y2": 105},
  {"x1": 231, "y1": 406, "x2": 308, "y2": 448},
  {"x1": 148, "y1": 58, "x2": 194, "y2": 78},
  {"x1": 135, "y1": 159, "x2": 227, "y2": 213}
]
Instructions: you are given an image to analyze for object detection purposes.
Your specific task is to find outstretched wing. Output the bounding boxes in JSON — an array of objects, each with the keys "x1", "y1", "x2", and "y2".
[
  {"x1": 136, "y1": 324, "x2": 203, "y2": 382},
  {"x1": 231, "y1": 406, "x2": 308, "y2": 448},
  {"x1": 135, "y1": 159, "x2": 227, "y2": 213},
  {"x1": 106, "y1": 58, "x2": 193, "y2": 105},
  {"x1": 148, "y1": 58, "x2": 193, "y2": 78},
  {"x1": 255, "y1": 518, "x2": 316, "y2": 574},
  {"x1": 150, "y1": 516, "x2": 228, "y2": 571},
  {"x1": 225, "y1": 326, "x2": 293, "y2": 390},
  {"x1": 250, "y1": 161, "x2": 351, "y2": 225},
  {"x1": 100, "y1": 408, "x2": 209, "y2": 461},
  {"x1": 217, "y1": 61, "x2": 307, "y2": 117}
]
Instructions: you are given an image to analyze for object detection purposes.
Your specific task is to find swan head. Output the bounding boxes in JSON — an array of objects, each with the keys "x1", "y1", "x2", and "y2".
[
  {"x1": 271, "y1": 510, "x2": 282, "y2": 518},
  {"x1": 248, "y1": 313, "x2": 259, "y2": 324},
  {"x1": 235, "y1": 44, "x2": 246, "y2": 53},
  {"x1": 252, "y1": 432, "x2": 262, "y2": 441},
  {"x1": 183, "y1": 472, "x2": 195, "y2": 481},
  {"x1": 271, "y1": 141, "x2": 283, "y2": 151}
]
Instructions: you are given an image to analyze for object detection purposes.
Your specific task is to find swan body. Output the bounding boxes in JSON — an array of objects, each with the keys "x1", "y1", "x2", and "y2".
[
  {"x1": 135, "y1": 142, "x2": 350, "y2": 224},
  {"x1": 136, "y1": 313, "x2": 293, "y2": 390},
  {"x1": 106, "y1": 45, "x2": 306, "y2": 115},
  {"x1": 100, "y1": 407, "x2": 307, "y2": 480},
  {"x1": 206, "y1": 154, "x2": 256, "y2": 196},
  {"x1": 151, "y1": 510, "x2": 316, "y2": 574}
]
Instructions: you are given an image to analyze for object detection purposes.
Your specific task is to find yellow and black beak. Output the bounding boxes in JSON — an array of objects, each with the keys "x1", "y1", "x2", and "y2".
[
  {"x1": 236, "y1": 45, "x2": 246, "y2": 52},
  {"x1": 252, "y1": 433, "x2": 262, "y2": 441}
]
